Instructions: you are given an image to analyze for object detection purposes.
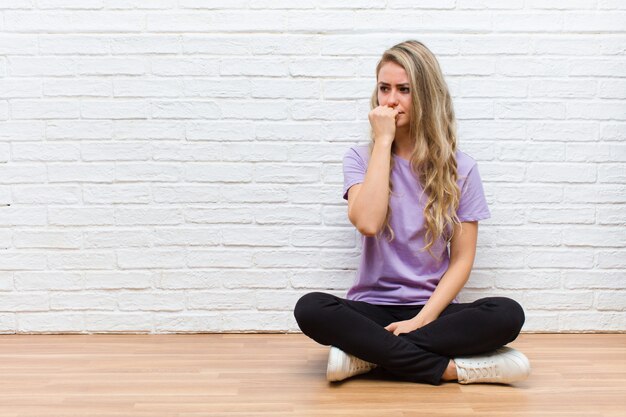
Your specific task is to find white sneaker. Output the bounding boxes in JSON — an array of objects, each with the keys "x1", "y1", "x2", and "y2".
[
  {"x1": 454, "y1": 346, "x2": 531, "y2": 384},
  {"x1": 326, "y1": 346, "x2": 377, "y2": 382}
]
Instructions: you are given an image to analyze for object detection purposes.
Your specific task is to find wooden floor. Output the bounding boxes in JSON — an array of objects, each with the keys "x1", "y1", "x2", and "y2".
[{"x1": 0, "y1": 334, "x2": 624, "y2": 417}]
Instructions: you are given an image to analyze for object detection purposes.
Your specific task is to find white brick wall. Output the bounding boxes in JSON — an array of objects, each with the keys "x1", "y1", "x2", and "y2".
[{"x1": 0, "y1": 1, "x2": 624, "y2": 334}]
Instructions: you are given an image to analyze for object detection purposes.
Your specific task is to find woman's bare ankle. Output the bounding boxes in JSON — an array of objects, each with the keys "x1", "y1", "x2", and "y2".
[{"x1": 441, "y1": 359, "x2": 458, "y2": 381}]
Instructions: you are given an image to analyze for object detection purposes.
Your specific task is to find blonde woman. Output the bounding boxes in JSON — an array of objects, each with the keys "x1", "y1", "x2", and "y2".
[{"x1": 294, "y1": 40, "x2": 531, "y2": 385}]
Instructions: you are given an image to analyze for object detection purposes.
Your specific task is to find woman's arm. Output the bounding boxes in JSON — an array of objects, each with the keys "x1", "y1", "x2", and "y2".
[
  {"x1": 347, "y1": 106, "x2": 398, "y2": 236},
  {"x1": 385, "y1": 221, "x2": 479, "y2": 335}
]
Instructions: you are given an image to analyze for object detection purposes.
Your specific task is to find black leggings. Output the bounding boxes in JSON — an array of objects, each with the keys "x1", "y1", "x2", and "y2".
[{"x1": 294, "y1": 292, "x2": 525, "y2": 385}]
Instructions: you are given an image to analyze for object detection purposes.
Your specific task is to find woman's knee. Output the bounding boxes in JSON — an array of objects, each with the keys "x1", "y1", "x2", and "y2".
[
  {"x1": 293, "y1": 291, "x2": 334, "y2": 330},
  {"x1": 491, "y1": 296, "x2": 526, "y2": 335}
]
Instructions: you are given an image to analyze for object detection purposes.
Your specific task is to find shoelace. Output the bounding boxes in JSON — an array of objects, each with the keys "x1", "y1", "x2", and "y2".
[
  {"x1": 464, "y1": 362, "x2": 499, "y2": 382},
  {"x1": 350, "y1": 357, "x2": 375, "y2": 372}
]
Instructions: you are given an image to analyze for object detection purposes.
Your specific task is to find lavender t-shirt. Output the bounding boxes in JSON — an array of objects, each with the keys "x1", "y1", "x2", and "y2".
[{"x1": 342, "y1": 144, "x2": 491, "y2": 305}]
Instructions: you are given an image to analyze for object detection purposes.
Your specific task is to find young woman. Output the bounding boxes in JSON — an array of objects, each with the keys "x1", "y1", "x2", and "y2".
[{"x1": 293, "y1": 40, "x2": 531, "y2": 385}]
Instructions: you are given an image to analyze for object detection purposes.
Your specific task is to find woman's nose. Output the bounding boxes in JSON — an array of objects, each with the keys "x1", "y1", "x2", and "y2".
[{"x1": 387, "y1": 91, "x2": 399, "y2": 106}]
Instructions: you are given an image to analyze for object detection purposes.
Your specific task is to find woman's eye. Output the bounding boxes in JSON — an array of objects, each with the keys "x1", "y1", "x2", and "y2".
[
  {"x1": 401, "y1": 88, "x2": 410, "y2": 93},
  {"x1": 379, "y1": 86, "x2": 388, "y2": 92}
]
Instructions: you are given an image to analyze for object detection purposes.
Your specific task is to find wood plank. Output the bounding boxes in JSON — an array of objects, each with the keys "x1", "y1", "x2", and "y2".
[{"x1": 0, "y1": 334, "x2": 624, "y2": 417}]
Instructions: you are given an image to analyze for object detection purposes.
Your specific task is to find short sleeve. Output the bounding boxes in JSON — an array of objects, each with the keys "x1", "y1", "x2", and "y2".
[
  {"x1": 456, "y1": 163, "x2": 491, "y2": 222},
  {"x1": 342, "y1": 147, "x2": 367, "y2": 200}
]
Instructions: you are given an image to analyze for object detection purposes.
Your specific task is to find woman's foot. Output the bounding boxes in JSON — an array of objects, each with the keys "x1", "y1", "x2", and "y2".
[
  {"x1": 326, "y1": 346, "x2": 377, "y2": 382},
  {"x1": 452, "y1": 346, "x2": 531, "y2": 384}
]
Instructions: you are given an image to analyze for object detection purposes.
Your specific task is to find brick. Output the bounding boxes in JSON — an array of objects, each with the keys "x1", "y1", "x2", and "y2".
[
  {"x1": 48, "y1": 207, "x2": 114, "y2": 226},
  {"x1": 459, "y1": 121, "x2": 525, "y2": 141},
  {"x1": 114, "y1": 79, "x2": 183, "y2": 97},
  {"x1": 48, "y1": 164, "x2": 115, "y2": 183},
  {"x1": 187, "y1": 249, "x2": 254, "y2": 268},
  {"x1": 81, "y1": 100, "x2": 148, "y2": 119},
  {"x1": 527, "y1": 250, "x2": 594, "y2": 269},
  {"x1": 563, "y1": 270, "x2": 626, "y2": 289},
  {"x1": 256, "y1": 122, "x2": 327, "y2": 141},
  {"x1": 115, "y1": 208, "x2": 182, "y2": 226},
  {"x1": 596, "y1": 291, "x2": 626, "y2": 311},
  {"x1": 48, "y1": 252, "x2": 116, "y2": 270},
  {"x1": 83, "y1": 185, "x2": 150, "y2": 204},
  {"x1": 222, "y1": 226, "x2": 290, "y2": 247},
  {"x1": 153, "y1": 185, "x2": 220, "y2": 204},
  {"x1": 5, "y1": 11, "x2": 143, "y2": 33},
  {"x1": 291, "y1": 228, "x2": 355, "y2": 248},
  {"x1": 114, "y1": 121, "x2": 185, "y2": 140},
  {"x1": 493, "y1": 12, "x2": 563, "y2": 32},
  {"x1": 256, "y1": 290, "x2": 302, "y2": 311},
  {"x1": 14, "y1": 230, "x2": 81, "y2": 249},
  {"x1": 564, "y1": 185, "x2": 626, "y2": 203},
  {"x1": 222, "y1": 185, "x2": 289, "y2": 203},
  {"x1": 598, "y1": 163, "x2": 626, "y2": 184},
  {"x1": 222, "y1": 270, "x2": 289, "y2": 289},
  {"x1": 528, "y1": 207, "x2": 595, "y2": 224},
  {"x1": 39, "y1": 35, "x2": 109, "y2": 54},
  {"x1": 37, "y1": 1, "x2": 105, "y2": 9},
  {"x1": 44, "y1": 79, "x2": 111, "y2": 97},
  {"x1": 529, "y1": 79, "x2": 596, "y2": 99},
  {"x1": 77, "y1": 57, "x2": 145, "y2": 75},
  {"x1": 498, "y1": 142, "x2": 565, "y2": 162},
  {"x1": 118, "y1": 292, "x2": 185, "y2": 312},
  {"x1": 159, "y1": 270, "x2": 222, "y2": 290},
  {"x1": 84, "y1": 313, "x2": 152, "y2": 333},
  {"x1": 480, "y1": 162, "x2": 525, "y2": 182},
  {"x1": 187, "y1": 291, "x2": 256, "y2": 310},
  {"x1": 565, "y1": 12, "x2": 626, "y2": 32},
  {"x1": 110, "y1": 36, "x2": 180, "y2": 54},
  {"x1": 524, "y1": 291, "x2": 593, "y2": 310},
  {"x1": 184, "y1": 79, "x2": 250, "y2": 99},
  {"x1": 0, "y1": 121, "x2": 44, "y2": 141},
  {"x1": 84, "y1": 230, "x2": 151, "y2": 249},
  {"x1": 455, "y1": 100, "x2": 494, "y2": 120},
  {"x1": 18, "y1": 313, "x2": 84, "y2": 333},
  {"x1": 154, "y1": 312, "x2": 222, "y2": 333},
  {"x1": 50, "y1": 292, "x2": 116, "y2": 311},
  {"x1": 47, "y1": 121, "x2": 112, "y2": 140},
  {"x1": 12, "y1": 143, "x2": 80, "y2": 161},
  {"x1": 558, "y1": 312, "x2": 626, "y2": 332},
  {"x1": 185, "y1": 163, "x2": 253, "y2": 182},
  {"x1": 117, "y1": 249, "x2": 186, "y2": 269},
  {"x1": 388, "y1": 0, "x2": 455, "y2": 9},
  {"x1": 494, "y1": 271, "x2": 560, "y2": 290},
  {"x1": 531, "y1": 123, "x2": 598, "y2": 144},
  {"x1": 116, "y1": 163, "x2": 181, "y2": 182},
  {"x1": 0, "y1": 251, "x2": 45, "y2": 271},
  {"x1": 527, "y1": 163, "x2": 596, "y2": 183},
  {"x1": 152, "y1": 100, "x2": 220, "y2": 119},
  {"x1": 569, "y1": 58, "x2": 626, "y2": 77},
  {"x1": 154, "y1": 228, "x2": 220, "y2": 247},
  {"x1": 458, "y1": 0, "x2": 523, "y2": 9},
  {"x1": 254, "y1": 164, "x2": 319, "y2": 183},
  {"x1": 289, "y1": 269, "x2": 353, "y2": 290},
  {"x1": 11, "y1": 100, "x2": 79, "y2": 119},
  {"x1": 598, "y1": 80, "x2": 626, "y2": 99},
  {"x1": 9, "y1": 57, "x2": 75, "y2": 76},
  {"x1": 597, "y1": 205, "x2": 626, "y2": 224},
  {"x1": 0, "y1": 80, "x2": 41, "y2": 98},
  {"x1": 596, "y1": 250, "x2": 626, "y2": 269},
  {"x1": 291, "y1": 100, "x2": 356, "y2": 121},
  {"x1": 219, "y1": 100, "x2": 288, "y2": 120},
  {"x1": 84, "y1": 271, "x2": 153, "y2": 289}
]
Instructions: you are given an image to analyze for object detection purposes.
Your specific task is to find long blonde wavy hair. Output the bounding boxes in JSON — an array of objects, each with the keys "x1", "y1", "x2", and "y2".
[{"x1": 370, "y1": 40, "x2": 461, "y2": 258}]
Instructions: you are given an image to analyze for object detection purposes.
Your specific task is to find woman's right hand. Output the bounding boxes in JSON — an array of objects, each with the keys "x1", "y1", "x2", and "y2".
[{"x1": 368, "y1": 105, "x2": 399, "y2": 146}]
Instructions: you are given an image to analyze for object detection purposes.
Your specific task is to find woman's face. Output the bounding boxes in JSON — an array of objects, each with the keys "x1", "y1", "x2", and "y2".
[{"x1": 377, "y1": 61, "x2": 412, "y2": 128}]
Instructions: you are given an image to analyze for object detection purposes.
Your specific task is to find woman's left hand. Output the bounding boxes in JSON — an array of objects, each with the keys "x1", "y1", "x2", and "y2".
[{"x1": 384, "y1": 316, "x2": 434, "y2": 336}]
